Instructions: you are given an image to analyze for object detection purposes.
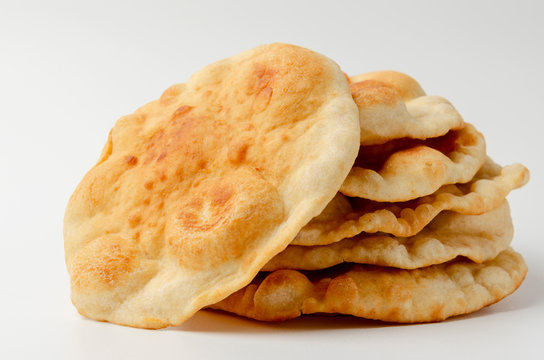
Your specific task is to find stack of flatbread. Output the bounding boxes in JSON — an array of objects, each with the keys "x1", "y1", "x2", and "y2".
[{"x1": 64, "y1": 44, "x2": 529, "y2": 329}]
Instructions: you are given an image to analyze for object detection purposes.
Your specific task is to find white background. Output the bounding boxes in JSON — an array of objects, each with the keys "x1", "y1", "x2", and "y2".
[{"x1": 1, "y1": 0, "x2": 543, "y2": 358}]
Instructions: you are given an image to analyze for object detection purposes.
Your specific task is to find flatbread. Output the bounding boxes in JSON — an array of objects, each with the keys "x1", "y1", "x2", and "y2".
[
  {"x1": 211, "y1": 248, "x2": 527, "y2": 323},
  {"x1": 349, "y1": 71, "x2": 464, "y2": 145},
  {"x1": 293, "y1": 158, "x2": 529, "y2": 246},
  {"x1": 340, "y1": 123, "x2": 487, "y2": 201},
  {"x1": 63, "y1": 43, "x2": 360, "y2": 329},
  {"x1": 350, "y1": 70, "x2": 426, "y2": 101},
  {"x1": 265, "y1": 201, "x2": 512, "y2": 271}
]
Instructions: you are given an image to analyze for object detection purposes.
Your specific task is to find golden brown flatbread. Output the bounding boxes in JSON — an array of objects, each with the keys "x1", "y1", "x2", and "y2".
[
  {"x1": 350, "y1": 70, "x2": 426, "y2": 101},
  {"x1": 64, "y1": 44, "x2": 360, "y2": 329},
  {"x1": 349, "y1": 71, "x2": 464, "y2": 145},
  {"x1": 293, "y1": 158, "x2": 529, "y2": 246},
  {"x1": 211, "y1": 248, "x2": 527, "y2": 323},
  {"x1": 342, "y1": 70, "x2": 482, "y2": 202},
  {"x1": 340, "y1": 123, "x2": 486, "y2": 201},
  {"x1": 265, "y1": 201, "x2": 512, "y2": 271}
]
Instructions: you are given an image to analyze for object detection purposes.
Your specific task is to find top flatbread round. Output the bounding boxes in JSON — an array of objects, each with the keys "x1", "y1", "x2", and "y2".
[
  {"x1": 349, "y1": 71, "x2": 465, "y2": 145},
  {"x1": 63, "y1": 43, "x2": 360, "y2": 329}
]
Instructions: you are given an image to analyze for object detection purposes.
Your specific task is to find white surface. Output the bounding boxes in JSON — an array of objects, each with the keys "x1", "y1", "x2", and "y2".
[{"x1": 1, "y1": 1, "x2": 543, "y2": 358}]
